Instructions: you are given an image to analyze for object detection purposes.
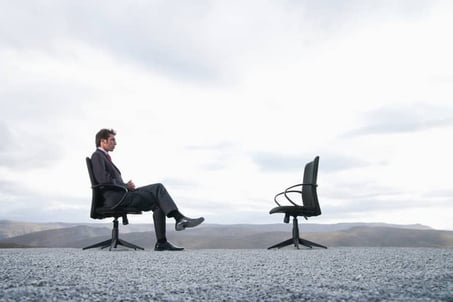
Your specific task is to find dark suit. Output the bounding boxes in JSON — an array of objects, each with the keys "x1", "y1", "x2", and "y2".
[{"x1": 91, "y1": 149, "x2": 178, "y2": 240}]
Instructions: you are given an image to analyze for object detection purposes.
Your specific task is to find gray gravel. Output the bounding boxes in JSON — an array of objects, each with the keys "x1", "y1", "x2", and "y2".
[{"x1": 0, "y1": 248, "x2": 452, "y2": 301}]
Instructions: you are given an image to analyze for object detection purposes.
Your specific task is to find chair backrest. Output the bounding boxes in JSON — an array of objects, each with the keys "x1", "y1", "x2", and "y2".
[
  {"x1": 301, "y1": 156, "x2": 321, "y2": 216},
  {"x1": 86, "y1": 157, "x2": 98, "y2": 186},
  {"x1": 86, "y1": 157, "x2": 105, "y2": 219}
]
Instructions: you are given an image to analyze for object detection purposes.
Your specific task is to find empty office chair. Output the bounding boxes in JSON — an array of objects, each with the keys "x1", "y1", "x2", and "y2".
[
  {"x1": 83, "y1": 157, "x2": 144, "y2": 251},
  {"x1": 268, "y1": 156, "x2": 327, "y2": 249}
]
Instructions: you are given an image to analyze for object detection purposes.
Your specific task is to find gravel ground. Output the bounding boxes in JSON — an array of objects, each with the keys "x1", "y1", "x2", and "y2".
[{"x1": 0, "y1": 247, "x2": 452, "y2": 301}]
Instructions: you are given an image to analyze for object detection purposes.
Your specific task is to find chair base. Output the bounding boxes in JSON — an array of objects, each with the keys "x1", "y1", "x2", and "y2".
[
  {"x1": 268, "y1": 237, "x2": 327, "y2": 249},
  {"x1": 83, "y1": 218, "x2": 144, "y2": 251},
  {"x1": 268, "y1": 217, "x2": 327, "y2": 250},
  {"x1": 82, "y1": 237, "x2": 144, "y2": 251}
]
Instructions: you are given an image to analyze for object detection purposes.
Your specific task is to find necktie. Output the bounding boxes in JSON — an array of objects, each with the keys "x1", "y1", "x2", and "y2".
[{"x1": 106, "y1": 153, "x2": 112, "y2": 162}]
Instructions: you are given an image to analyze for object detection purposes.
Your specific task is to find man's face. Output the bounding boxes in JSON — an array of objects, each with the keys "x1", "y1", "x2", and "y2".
[{"x1": 101, "y1": 134, "x2": 116, "y2": 152}]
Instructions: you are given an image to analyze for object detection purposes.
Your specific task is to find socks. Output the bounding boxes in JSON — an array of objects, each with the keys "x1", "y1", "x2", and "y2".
[
  {"x1": 157, "y1": 237, "x2": 167, "y2": 244},
  {"x1": 168, "y1": 210, "x2": 184, "y2": 221}
]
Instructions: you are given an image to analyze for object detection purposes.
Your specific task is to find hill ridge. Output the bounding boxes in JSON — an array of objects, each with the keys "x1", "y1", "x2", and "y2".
[{"x1": 0, "y1": 221, "x2": 451, "y2": 249}]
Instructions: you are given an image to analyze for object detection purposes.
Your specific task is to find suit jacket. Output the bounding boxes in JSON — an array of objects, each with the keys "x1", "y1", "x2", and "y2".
[{"x1": 91, "y1": 149, "x2": 127, "y2": 208}]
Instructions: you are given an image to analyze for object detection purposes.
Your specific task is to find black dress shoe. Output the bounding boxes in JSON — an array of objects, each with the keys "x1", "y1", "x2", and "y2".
[
  {"x1": 175, "y1": 217, "x2": 205, "y2": 231},
  {"x1": 154, "y1": 241, "x2": 184, "y2": 251}
]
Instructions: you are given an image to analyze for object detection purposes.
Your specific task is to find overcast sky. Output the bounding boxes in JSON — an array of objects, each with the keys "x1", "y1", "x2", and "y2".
[{"x1": 1, "y1": 0, "x2": 452, "y2": 230}]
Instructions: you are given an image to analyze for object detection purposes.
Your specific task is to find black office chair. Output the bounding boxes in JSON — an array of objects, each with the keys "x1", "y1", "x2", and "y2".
[
  {"x1": 83, "y1": 157, "x2": 144, "y2": 251},
  {"x1": 268, "y1": 156, "x2": 327, "y2": 249}
]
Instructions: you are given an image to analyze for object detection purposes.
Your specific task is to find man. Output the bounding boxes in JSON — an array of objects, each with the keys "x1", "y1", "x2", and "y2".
[{"x1": 91, "y1": 128, "x2": 204, "y2": 251}]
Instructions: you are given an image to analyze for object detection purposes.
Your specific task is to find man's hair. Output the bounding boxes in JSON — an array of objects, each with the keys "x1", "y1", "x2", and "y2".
[{"x1": 95, "y1": 129, "x2": 116, "y2": 147}]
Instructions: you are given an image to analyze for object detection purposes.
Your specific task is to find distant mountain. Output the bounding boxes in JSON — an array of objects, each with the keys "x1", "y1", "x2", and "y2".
[
  {"x1": 0, "y1": 220, "x2": 451, "y2": 249},
  {"x1": 0, "y1": 220, "x2": 81, "y2": 240},
  {"x1": 0, "y1": 242, "x2": 34, "y2": 248},
  {"x1": 0, "y1": 220, "x2": 433, "y2": 240},
  {"x1": 313, "y1": 226, "x2": 453, "y2": 248},
  {"x1": 0, "y1": 225, "x2": 111, "y2": 248}
]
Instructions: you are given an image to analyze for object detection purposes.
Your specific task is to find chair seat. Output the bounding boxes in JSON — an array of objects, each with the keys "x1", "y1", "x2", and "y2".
[
  {"x1": 95, "y1": 207, "x2": 142, "y2": 217},
  {"x1": 270, "y1": 206, "x2": 320, "y2": 217}
]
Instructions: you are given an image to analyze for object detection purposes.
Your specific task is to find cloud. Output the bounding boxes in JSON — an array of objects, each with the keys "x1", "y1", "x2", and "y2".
[
  {"x1": 0, "y1": 122, "x2": 63, "y2": 170},
  {"x1": 0, "y1": 178, "x2": 83, "y2": 222},
  {"x1": 0, "y1": 122, "x2": 13, "y2": 152},
  {"x1": 1, "y1": 2, "x2": 216, "y2": 81},
  {"x1": 0, "y1": 179, "x2": 27, "y2": 197},
  {"x1": 185, "y1": 142, "x2": 239, "y2": 171},
  {"x1": 252, "y1": 152, "x2": 371, "y2": 173},
  {"x1": 186, "y1": 142, "x2": 237, "y2": 151},
  {"x1": 252, "y1": 153, "x2": 313, "y2": 172},
  {"x1": 2, "y1": 1, "x2": 306, "y2": 83},
  {"x1": 345, "y1": 103, "x2": 453, "y2": 136}
]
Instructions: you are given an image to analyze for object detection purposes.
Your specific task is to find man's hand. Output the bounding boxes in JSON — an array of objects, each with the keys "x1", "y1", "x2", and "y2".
[{"x1": 126, "y1": 180, "x2": 136, "y2": 191}]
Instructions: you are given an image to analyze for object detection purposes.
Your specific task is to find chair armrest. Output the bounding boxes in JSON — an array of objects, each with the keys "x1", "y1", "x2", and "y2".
[
  {"x1": 273, "y1": 183, "x2": 317, "y2": 206},
  {"x1": 274, "y1": 191, "x2": 300, "y2": 207},
  {"x1": 92, "y1": 183, "x2": 128, "y2": 211},
  {"x1": 274, "y1": 192, "x2": 284, "y2": 206},
  {"x1": 92, "y1": 183, "x2": 128, "y2": 192},
  {"x1": 274, "y1": 183, "x2": 303, "y2": 206},
  {"x1": 274, "y1": 189, "x2": 302, "y2": 206},
  {"x1": 284, "y1": 190, "x2": 303, "y2": 206},
  {"x1": 285, "y1": 183, "x2": 317, "y2": 191}
]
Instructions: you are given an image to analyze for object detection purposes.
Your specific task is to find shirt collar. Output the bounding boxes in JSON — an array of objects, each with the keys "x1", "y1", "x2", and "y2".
[{"x1": 97, "y1": 147, "x2": 109, "y2": 155}]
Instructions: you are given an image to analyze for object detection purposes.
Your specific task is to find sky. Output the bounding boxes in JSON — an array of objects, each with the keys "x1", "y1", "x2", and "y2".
[{"x1": 1, "y1": 0, "x2": 453, "y2": 230}]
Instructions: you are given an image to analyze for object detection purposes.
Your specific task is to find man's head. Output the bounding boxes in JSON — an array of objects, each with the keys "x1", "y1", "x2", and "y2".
[{"x1": 95, "y1": 128, "x2": 117, "y2": 152}]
